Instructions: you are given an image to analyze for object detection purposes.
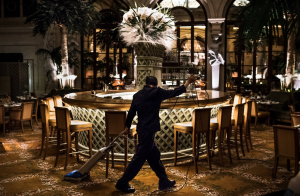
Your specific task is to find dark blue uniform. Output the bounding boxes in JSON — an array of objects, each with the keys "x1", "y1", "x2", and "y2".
[{"x1": 117, "y1": 85, "x2": 186, "y2": 186}]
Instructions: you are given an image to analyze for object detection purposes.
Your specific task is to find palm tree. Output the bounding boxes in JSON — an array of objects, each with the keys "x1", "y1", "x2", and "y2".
[
  {"x1": 238, "y1": 0, "x2": 300, "y2": 76},
  {"x1": 239, "y1": 0, "x2": 300, "y2": 41},
  {"x1": 25, "y1": 0, "x2": 96, "y2": 80}
]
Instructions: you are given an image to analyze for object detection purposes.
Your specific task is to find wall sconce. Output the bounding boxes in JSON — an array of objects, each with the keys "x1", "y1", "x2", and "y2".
[{"x1": 232, "y1": 72, "x2": 238, "y2": 78}]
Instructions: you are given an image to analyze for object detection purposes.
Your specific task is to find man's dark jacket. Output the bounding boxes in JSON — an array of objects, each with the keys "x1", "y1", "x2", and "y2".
[{"x1": 125, "y1": 85, "x2": 186, "y2": 133}]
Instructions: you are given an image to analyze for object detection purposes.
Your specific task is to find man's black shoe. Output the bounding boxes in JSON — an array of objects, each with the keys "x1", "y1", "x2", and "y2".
[
  {"x1": 159, "y1": 180, "x2": 176, "y2": 190},
  {"x1": 115, "y1": 183, "x2": 135, "y2": 193}
]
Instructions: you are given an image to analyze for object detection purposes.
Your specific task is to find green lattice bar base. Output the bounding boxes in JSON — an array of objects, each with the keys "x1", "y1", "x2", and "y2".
[{"x1": 70, "y1": 101, "x2": 227, "y2": 160}]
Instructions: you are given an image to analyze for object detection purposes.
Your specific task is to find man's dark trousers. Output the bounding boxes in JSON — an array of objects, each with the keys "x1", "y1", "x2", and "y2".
[{"x1": 117, "y1": 131, "x2": 168, "y2": 185}]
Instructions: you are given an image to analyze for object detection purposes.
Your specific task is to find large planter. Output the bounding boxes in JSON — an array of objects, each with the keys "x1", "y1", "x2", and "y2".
[{"x1": 135, "y1": 42, "x2": 165, "y2": 90}]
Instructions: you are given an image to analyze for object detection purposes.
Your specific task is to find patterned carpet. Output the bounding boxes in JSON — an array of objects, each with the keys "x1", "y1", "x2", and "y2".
[{"x1": 0, "y1": 121, "x2": 295, "y2": 196}]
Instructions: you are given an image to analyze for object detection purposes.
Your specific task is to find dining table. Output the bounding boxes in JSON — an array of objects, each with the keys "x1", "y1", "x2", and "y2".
[
  {"x1": 16, "y1": 96, "x2": 37, "y2": 102},
  {"x1": 3, "y1": 102, "x2": 22, "y2": 109}
]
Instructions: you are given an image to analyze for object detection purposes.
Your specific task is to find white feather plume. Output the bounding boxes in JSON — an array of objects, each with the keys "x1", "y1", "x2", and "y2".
[{"x1": 119, "y1": 6, "x2": 176, "y2": 51}]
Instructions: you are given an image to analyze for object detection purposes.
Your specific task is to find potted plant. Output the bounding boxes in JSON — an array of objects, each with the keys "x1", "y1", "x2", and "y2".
[{"x1": 118, "y1": 5, "x2": 176, "y2": 89}]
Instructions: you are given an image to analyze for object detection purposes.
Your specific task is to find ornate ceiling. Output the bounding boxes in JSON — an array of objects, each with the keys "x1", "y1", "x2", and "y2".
[
  {"x1": 94, "y1": 0, "x2": 160, "y2": 10},
  {"x1": 94, "y1": 0, "x2": 241, "y2": 19}
]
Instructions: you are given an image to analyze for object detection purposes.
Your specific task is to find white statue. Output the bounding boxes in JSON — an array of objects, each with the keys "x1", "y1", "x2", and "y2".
[{"x1": 208, "y1": 50, "x2": 225, "y2": 89}]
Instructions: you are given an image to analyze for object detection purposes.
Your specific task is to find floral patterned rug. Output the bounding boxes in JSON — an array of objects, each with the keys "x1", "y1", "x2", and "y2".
[{"x1": 0, "y1": 121, "x2": 295, "y2": 196}]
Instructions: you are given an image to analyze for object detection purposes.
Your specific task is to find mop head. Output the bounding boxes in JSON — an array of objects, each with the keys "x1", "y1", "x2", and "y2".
[{"x1": 64, "y1": 170, "x2": 90, "y2": 182}]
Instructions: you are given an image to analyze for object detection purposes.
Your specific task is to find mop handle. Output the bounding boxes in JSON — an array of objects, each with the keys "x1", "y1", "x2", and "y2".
[
  {"x1": 112, "y1": 131, "x2": 124, "y2": 143},
  {"x1": 106, "y1": 131, "x2": 125, "y2": 149}
]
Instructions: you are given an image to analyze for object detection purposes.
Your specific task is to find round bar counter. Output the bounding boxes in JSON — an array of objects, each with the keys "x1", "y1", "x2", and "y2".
[{"x1": 63, "y1": 90, "x2": 228, "y2": 161}]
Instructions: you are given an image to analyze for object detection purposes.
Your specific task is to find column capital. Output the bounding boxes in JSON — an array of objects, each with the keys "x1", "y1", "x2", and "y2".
[{"x1": 208, "y1": 18, "x2": 226, "y2": 40}]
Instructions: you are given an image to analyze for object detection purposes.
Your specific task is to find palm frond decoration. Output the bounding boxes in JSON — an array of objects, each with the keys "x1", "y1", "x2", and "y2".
[
  {"x1": 118, "y1": 5, "x2": 176, "y2": 51},
  {"x1": 36, "y1": 47, "x2": 62, "y2": 74}
]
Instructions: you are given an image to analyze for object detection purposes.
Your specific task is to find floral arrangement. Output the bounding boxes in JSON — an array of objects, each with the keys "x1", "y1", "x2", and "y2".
[{"x1": 119, "y1": 5, "x2": 176, "y2": 51}]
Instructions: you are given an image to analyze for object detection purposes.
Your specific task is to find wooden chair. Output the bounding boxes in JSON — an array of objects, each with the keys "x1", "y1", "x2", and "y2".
[
  {"x1": 230, "y1": 103, "x2": 245, "y2": 159},
  {"x1": 174, "y1": 108, "x2": 212, "y2": 173},
  {"x1": 0, "y1": 104, "x2": 9, "y2": 135},
  {"x1": 291, "y1": 114, "x2": 300, "y2": 127},
  {"x1": 45, "y1": 97, "x2": 55, "y2": 117},
  {"x1": 0, "y1": 96, "x2": 11, "y2": 104},
  {"x1": 39, "y1": 103, "x2": 57, "y2": 160},
  {"x1": 272, "y1": 125, "x2": 299, "y2": 178},
  {"x1": 54, "y1": 107, "x2": 93, "y2": 170},
  {"x1": 105, "y1": 111, "x2": 138, "y2": 178},
  {"x1": 9, "y1": 102, "x2": 34, "y2": 133},
  {"x1": 210, "y1": 105, "x2": 233, "y2": 167},
  {"x1": 32, "y1": 99, "x2": 39, "y2": 126},
  {"x1": 288, "y1": 105, "x2": 296, "y2": 114},
  {"x1": 31, "y1": 92, "x2": 37, "y2": 98},
  {"x1": 289, "y1": 105, "x2": 300, "y2": 125},
  {"x1": 251, "y1": 101, "x2": 270, "y2": 128},
  {"x1": 244, "y1": 101, "x2": 253, "y2": 152},
  {"x1": 288, "y1": 105, "x2": 300, "y2": 115}
]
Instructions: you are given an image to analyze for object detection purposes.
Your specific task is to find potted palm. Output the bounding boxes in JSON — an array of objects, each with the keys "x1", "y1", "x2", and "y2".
[{"x1": 25, "y1": 0, "x2": 96, "y2": 86}]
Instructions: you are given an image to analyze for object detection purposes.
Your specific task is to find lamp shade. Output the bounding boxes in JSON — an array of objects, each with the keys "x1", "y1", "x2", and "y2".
[{"x1": 232, "y1": 72, "x2": 238, "y2": 78}]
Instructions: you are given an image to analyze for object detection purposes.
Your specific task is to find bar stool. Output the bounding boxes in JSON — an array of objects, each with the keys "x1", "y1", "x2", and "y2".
[
  {"x1": 53, "y1": 95, "x2": 70, "y2": 107},
  {"x1": 105, "y1": 111, "x2": 138, "y2": 178},
  {"x1": 45, "y1": 97, "x2": 55, "y2": 117},
  {"x1": 39, "y1": 103, "x2": 57, "y2": 159},
  {"x1": 54, "y1": 107, "x2": 93, "y2": 170},
  {"x1": 174, "y1": 108, "x2": 212, "y2": 173},
  {"x1": 230, "y1": 103, "x2": 245, "y2": 159},
  {"x1": 244, "y1": 101, "x2": 253, "y2": 152},
  {"x1": 53, "y1": 95, "x2": 72, "y2": 119},
  {"x1": 210, "y1": 105, "x2": 233, "y2": 167},
  {"x1": 233, "y1": 94, "x2": 242, "y2": 106},
  {"x1": 0, "y1": 104, "x2": 9, "y2": 135},
  {"x1": 251, "y1": 101, "x2": 270, "y2": 128}
]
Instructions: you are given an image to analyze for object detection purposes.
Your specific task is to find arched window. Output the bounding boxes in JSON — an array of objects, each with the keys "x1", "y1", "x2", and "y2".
[
  {"x1": 159, "y1": 0, "x2": 207, "y2": 85},
  {"x1": 82, "y1": 6, "x2": 134, "y2": 89}
]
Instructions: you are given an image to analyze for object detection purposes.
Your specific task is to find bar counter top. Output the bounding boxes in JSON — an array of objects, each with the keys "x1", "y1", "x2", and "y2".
[{"x1": 63, "y1": 89, "x2": 228, "y2": 110}]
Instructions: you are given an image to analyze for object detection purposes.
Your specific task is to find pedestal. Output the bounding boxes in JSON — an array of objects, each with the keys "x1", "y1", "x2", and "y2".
[
  {"x1": 212, "y1": 64, "x2": 220, "y2": 90},
  {"x1": 135, "y1": 43, "x2": 165, "y2": 90}
]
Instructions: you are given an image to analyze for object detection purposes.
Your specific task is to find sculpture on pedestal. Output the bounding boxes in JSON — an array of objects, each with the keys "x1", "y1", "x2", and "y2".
[{"x1": 209, "y1": 40, "x2": 224, "y2": 90}]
